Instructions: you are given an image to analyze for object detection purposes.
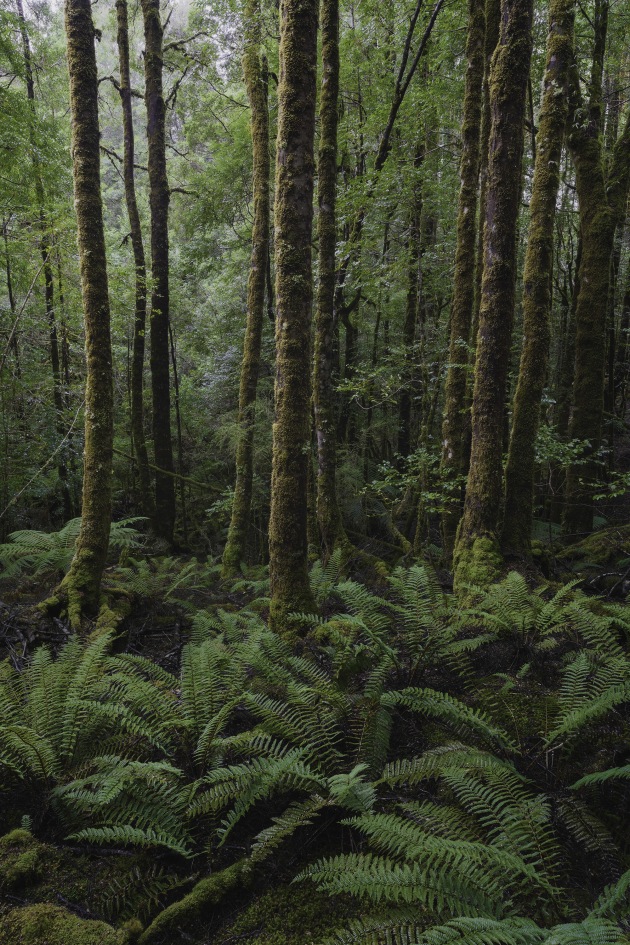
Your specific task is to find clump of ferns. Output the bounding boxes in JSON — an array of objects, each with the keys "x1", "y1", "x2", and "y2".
[
  {"x1": 184, "y1": 646, "x2": 629, "y2": 943},
  {"x1": 463, "y1": 571, "x2": 630, "y2": 674},
  {"x1": 299, "y1": 743, "x2": 630, "y2": 945},
  {"x1": 0, "y1": 517, "x2": 146, "y2": 582},
  {"x1": 0, "y1": 633, "x2": 195, "y2": 856},
  {"x1": 302, "y1": 564, "x2": 496, "y2": 692},
  {"x1": 112, "y1": 555, "x2": 224, "y2": 612},
  {"x1": 183, "y1": 606, "x2": 518, "y2": 874}
]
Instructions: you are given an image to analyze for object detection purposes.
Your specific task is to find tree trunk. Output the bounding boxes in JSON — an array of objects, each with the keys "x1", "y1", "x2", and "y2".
[
  {"x1": 453, "y1": 0, "x2": 533, "y2": 591},
  {"x1": 502, "y1": 0, "x2": 574, "y2": 555},
  {"x1": 439, "y1": 0, "x2": 486, "y2": 554},
  {"x1": 222, "y1": 0, "x2": 270, "y2": 578},
  {"x1": 141, "y1": 0, "x2": 175, "y2": 543},
  {"x1": 55, "y1": 0, "x2": 113, "y2": 626},
  {"x1": 397, "y1": 145, "x2": 425, "y2": 463},
  {"x1": 562, "y1": 91, "x2": 630, "y2": 536},
  {"x1": 268, "y1": 0, "x2": 318, "y2": 633},
  {"x1": 313, "y1": 0, "x2": 345, "y2": 560},
  {"x1": 16, "y1": 0, "x2": 73, "y2": 521},
  {"x1": 116, "y1": 0, "x2": 153, "y2": 520}
]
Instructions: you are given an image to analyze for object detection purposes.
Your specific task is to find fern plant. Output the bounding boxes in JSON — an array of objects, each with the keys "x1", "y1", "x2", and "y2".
[
  {"x1": 0, "y1": 517, "x2": 146, "y2": 579},
  {"x1": 113, "y1": 555, "x2": 222, "y2": 607},
  {"x1": 0, "y1": 633, "x2": 191, "y2": 855}
]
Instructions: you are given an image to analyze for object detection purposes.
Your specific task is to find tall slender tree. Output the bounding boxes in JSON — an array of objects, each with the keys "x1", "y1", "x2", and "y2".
[
  {"x1": 313, "y1": 0, "x2": 344, "y2": 561},
  {"x1": 562, "y1": 10, "x2": 630, "y2": 536},
  {"x1": 397, "y1": 144, "x2": 425, "y2": 463},
  {"x1": 141, "y1": 0, "x2": 175, "y2": 543},
  {"x1": 16, "y1": 0, "x2": 73, "y2": 520},
  {"x1": 116, "y1": 0, "x2": 153, "y2": 520},
  {"x1": 53, "y1": 0, "x2": 113, "y2": 626},
  {"x1": 222, "y1": 0, "x2": 270, "y2": 578},
  {"x1": 439, "y1": 0, "x2": 486, "y2": 555},
  {"x1": 502, "y1": 0, "x2": 574, "y2": 555},
  {"x1": 268, "y1": 0, "x2": 318, "y2": 633},
  {"x1": 453, "y1": 0, "x2": 534, "y2": 591}
]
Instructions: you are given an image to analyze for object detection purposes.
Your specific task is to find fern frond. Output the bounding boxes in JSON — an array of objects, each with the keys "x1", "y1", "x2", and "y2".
[
  {"x1": 295, "y1": 851, "x2": 506, "y2": 918},
  {"x1": 571, "y1": 765, "x2": 630, "y2": 789},
  {"x1": 382, "y1": 688, "x2": 514, "y2": 751},
  {"x1": 322, "y1": 915, "x2": 542, "y2": 945}
]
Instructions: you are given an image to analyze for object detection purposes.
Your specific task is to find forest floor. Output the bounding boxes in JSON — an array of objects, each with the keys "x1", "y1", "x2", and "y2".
[{"x1": 0, "y1": 525, "x2": 629, "y2": 945}]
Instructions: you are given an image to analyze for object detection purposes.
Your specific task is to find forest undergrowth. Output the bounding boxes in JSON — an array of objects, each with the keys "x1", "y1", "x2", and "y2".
[{"x1": 0, "y1": 527, "x2": 629, "y2": 945}]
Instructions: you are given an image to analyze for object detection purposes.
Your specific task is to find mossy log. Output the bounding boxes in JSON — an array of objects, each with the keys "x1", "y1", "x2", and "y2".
[{"x1": 138, "y1": 860, "x2": 248, "y2": 944}]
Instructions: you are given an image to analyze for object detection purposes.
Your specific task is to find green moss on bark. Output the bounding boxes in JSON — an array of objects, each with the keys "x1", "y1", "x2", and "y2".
[
  {"x1": 502, "y1": 0, "x2": 574, "y2": 556},
  {"x1": 453, "y1": 0, "x2": 534, "y2": 591},
  {"x1": 116, "y1": 0, "x2": 153, "y2": 520},
  {"x1": 313, "y1": 0, "x2": 344, "y2": 560},
  {"x1": 453, "y1": 534, "x2": 504, "y2": 595},
  {"x1": 58, "y1": 0, "x2": 113, "y2": 626},
  {"x1": 268, "y1": 0, "x2": 319, "y2": 634},
  {"x1": 141, "y1": 0, "x2": 175, "y2": 543},
  {"x1": 440, "y1": 0, "x2": 486, "y2": 556},
  {"x1": 223, "y1": 1, "x2": 270, "y2": 579},
  {"x1": 562, "y1": 99, "x2": 630, "y2": 537}
]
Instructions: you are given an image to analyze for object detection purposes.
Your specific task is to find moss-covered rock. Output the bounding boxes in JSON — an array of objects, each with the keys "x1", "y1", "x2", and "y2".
[
  {"x1": 0, "y1": 904, "x2": 130, "y2": 945},
  {"x1": 0, "y1": 830, "x2": 155, "y2": 929},
  {"x1": 212, "y1": 885, "x2": 347, "y2": 945},
  {"x1": 559, "y1": 524, "x2": 630, "y2": 569},
  {"x1": 0, "y1": 831, "x2": 49, "y2": 892}
]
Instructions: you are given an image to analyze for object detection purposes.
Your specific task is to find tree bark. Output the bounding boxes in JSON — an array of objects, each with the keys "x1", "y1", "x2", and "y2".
[
  {"x1": 502, "y1": 0, "x2": 574, "y2": 555},
  {"x1": 562, "y1": 71, "x2": 630, "y2": 536},
  {"x1": 464, "y1": 0, "x2": 500, "y2": 473},
  {"x1": 56, "y1": 0, "x2": 113, "y2": 626},
  {"x1": 439, "y1": 0, "x2": 486, "y2": 555},
  {"x1": 222, "y1": 0, "x2": 270, "y2": 578},
  {"x1": 141, "y1": 0, "x2": 175, "y2": 542},
  {"x1": 453, "y1": 0, "x2": 533, "y2": 591},
  {"x1": 16, "y1": 0, "x2": 73, "y2": 521},
  {"x1": 116, "y1": 0, "x2": 153, "y2": 520},
  {"x1": 313, "y1": 0, "x2": 345, "y2": 561},
  {"x1": 268, "y1": 0, "x2": 318, "y2": 633},
  {"x1": 397, "y1": 146, "x2": 425, "y2": 462}
]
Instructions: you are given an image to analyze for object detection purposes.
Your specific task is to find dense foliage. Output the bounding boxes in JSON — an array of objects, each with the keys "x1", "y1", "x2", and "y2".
[{"x1": 1, "y1": 0, "x2": 629, "y2": 940}]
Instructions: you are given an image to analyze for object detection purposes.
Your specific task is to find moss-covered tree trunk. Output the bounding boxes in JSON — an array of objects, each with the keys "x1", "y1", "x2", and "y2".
[
  {"x1": 453, "y1": 0, "x2": 533, "y2": 591},
  {"x1": 16, "y1": 0, "x2": 73, "y2": 521},
  {"x1": 116, "y1": 0, "x2": 153, "y2": 520},
  {"x1": 562, "y1": 100, "x2": 630, "y2": 536},
  {"x1": 439, "y1": 0, "x2": 486, "y2": 554},
  {"x1": 268, "y1": 0, "x2": 318, "y2": 633},
  {"x1": 57, "y1": 0, "x2": 113, "y2": 625},
  {"x1": 501, "y1": 0, "x2": 574, "y2": 555},
  {"x1": 141, "y1": 0, "x2": 175, "y2": 543},
  {"x1": 222, "y1": 0, "x2": 270, "y2": 578},
  {"x1": 614, "y1": 241, "x2": 630, "y2": 416},
  {"x1": 397, "y1": 145, "x2": 424, "y2": 463},
  {"x1": 313, "y1": 0, "x2": 345, "y2": 560}
]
